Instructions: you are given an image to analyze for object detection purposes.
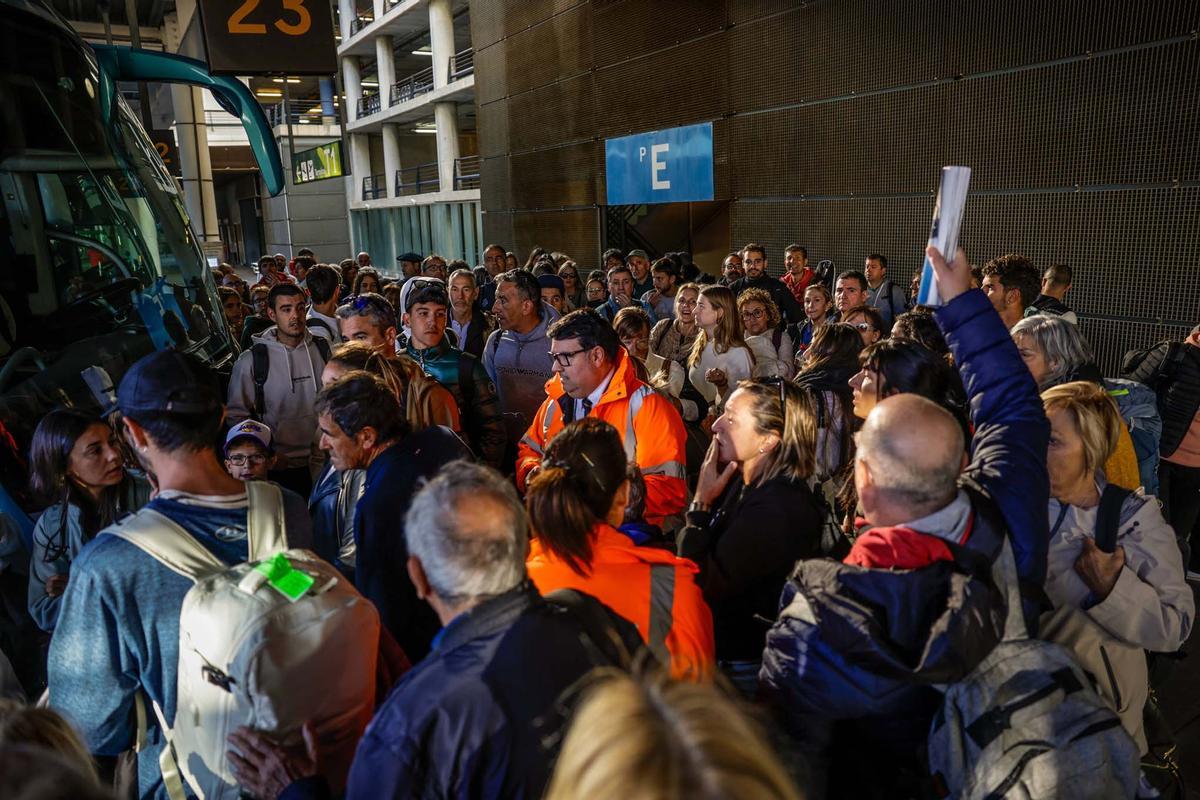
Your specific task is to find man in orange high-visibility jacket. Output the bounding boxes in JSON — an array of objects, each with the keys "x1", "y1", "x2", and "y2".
[{"x1": 516, "y1": 309, "x2": 687, "y2": 527}]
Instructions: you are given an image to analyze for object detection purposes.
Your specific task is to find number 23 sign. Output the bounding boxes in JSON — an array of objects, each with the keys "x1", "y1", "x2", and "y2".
[{"x1": 197, "y1": 0, "x2": 336, "y2": 75}]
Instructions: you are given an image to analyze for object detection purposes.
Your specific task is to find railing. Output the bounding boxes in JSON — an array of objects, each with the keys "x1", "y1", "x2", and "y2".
[
  {"x1": 449, "y1": 47, "x2": 474, "y2": 81},
  {"x1": 454, "y1": 155, "x2": 480, "y2": 191},
  {"x1": 362, "y1": 174, "x2": 387, "y2": 200},
  {"x1": 395, "y1": 162, "x2": 440, "y2": 196},
  {"x1": 349, "y1": 13, "x2": 373, "y2": 34},
  {"x1": 389, "y1": 66, "x2": 435, "y2": 105},
  {"x1": 356, "y1": 92, "x2": 381, "y2": 118},
  {"x1": 265, "y1": 103, "x2": 309, "y2": 127}
]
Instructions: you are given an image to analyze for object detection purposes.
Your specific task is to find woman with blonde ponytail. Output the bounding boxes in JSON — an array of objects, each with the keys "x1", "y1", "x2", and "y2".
[
  {"x1": 677, "y1": 378, "x2": 828, "y2": 698},
  {"x1": 323, "y1": 341, "x2": 460, "y2": 433},
  {"x1": 526, "y1": 419, "x2": 715, "y2": 680}
]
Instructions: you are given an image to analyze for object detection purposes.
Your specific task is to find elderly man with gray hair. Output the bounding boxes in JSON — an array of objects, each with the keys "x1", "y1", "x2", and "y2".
[
  {"x1": 761, "y1": 245, "x2": 1052, "y2": 797},
  {"x1": 228, "y1": 460, "x2": 644, "y2": 800}
]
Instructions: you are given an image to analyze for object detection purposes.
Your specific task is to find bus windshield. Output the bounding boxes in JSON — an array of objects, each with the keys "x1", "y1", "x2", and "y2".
[{"x1": 0, "y1": 0, "x2": 235, "y2": 514}]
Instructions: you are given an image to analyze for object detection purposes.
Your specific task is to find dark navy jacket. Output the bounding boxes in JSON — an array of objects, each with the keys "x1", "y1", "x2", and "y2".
[
  {"x1": 759, "y1": 289, "x2": 1049, "y2": 792},
  {"x1": 354, "y1": 427, "x2": 471, "y2": 662},
  {"x1": 281, "y1": 584, "x2": 642, "y2": 800}
]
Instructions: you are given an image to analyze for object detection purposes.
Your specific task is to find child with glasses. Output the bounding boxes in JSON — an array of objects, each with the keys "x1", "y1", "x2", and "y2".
[{"x1": 223, "y1": 420, "x2": 276, "y2": 482}]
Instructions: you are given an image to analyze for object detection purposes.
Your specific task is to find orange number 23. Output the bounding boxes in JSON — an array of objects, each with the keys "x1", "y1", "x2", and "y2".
[{"x1": 227, "y1": 0, "x2": 311, "y2": 35}]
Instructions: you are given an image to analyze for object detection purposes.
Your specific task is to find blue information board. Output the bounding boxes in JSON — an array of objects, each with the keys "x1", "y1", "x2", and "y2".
[{"x1": 605, "y1": 122, "x2": 714, "y2": 205}]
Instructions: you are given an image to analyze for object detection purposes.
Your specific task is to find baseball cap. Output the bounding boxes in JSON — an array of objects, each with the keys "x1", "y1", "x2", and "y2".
[
  {"x1": 396, "y1": 252, "x2": 422, "y2": 263},
  {"x1": 627, "y1": 249, "x2": 649, "y2": 260},
  {"x1": 224, "y1": 419, "x2": 274, "y2": 454},
  {"x1": 537, "y1": 274, "x2": 565, "y2": 293},
  {"x1": 117, "y1": 350, "x2": 222, "y2": 417}
]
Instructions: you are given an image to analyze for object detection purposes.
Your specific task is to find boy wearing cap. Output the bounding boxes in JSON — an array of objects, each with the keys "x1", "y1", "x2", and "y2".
[
  {"x1": 538, "y1": 274, "x2": 567, "y2": 314},
  {"x1": 403, "y1": 280, "x2": 506, "y2": 469},
  {"x1": 224, "y1": 420, "x2": 276, "y2": 482},
  {"x1": 47, "y1": 350, "x2": 313, "y2": 800}
]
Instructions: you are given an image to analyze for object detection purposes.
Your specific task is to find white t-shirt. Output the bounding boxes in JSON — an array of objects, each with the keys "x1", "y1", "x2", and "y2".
[{"x1": 688, "y1": 340, "x2": 753, "y2": 410}]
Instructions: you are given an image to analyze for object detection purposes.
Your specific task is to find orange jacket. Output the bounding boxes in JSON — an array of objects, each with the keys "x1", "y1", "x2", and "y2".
[
  {"x1": 527, "y1": 523, "x2": 715, "y2": 680},
  {"x1": 516, "y1": 349, "x2": 687, "y2": 526}
]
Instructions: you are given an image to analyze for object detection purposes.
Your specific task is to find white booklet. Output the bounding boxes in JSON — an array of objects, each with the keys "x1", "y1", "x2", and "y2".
[{"x1": 917, "y1": 166, "x2": 972, "y2": 306}]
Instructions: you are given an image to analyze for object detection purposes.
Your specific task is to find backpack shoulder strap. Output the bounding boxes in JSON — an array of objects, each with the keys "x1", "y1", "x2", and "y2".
[
  {"x1": 544, "y1": 588, "x2": 634, "y2": 668},
  {"x1": 311, "y1": 332, "x2": 331, "y2": 363},
  {"x1": 250, "y1": 343, "x2": 269, "y2": 421},
  {"x1": 246, "y1": 480, "x2": 287, "y2": 559},
  {"x1": 305, "y1": 316, "x2": 332, "y2": 338},
  {"x1": 107, "y1": 508, "x2": 224, "y2": 582},
  {"x1": 1095, "y1": 484, "x2": 1133, "y2": 553}
]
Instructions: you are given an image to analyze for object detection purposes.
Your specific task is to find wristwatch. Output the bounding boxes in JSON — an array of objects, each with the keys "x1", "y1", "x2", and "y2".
[{"x1": 689, "y1": 499, "x2": 711, "y2": 514}]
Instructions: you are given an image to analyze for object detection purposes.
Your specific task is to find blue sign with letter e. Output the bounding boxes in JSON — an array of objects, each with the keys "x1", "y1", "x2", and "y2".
[{"x1": 605, "y1": 122, "x2": 714, "y2": 205}]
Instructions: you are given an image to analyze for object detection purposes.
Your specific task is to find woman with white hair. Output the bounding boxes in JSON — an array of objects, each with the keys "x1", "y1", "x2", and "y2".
[{"x1": 1011, "y1": 313, "x2": 1146, "y2": 492}]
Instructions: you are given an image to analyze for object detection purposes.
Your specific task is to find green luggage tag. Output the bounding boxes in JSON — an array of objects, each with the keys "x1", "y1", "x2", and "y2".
[{"x1": 254, "y1": 553, "x2": 314, "y2": 602}]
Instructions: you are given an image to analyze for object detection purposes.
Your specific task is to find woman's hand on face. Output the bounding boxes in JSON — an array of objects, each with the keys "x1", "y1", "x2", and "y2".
[
  {"x1": 705, "y1": 367, "x2": 727, "y2": 387},
  {"x1": 45, "y1": 575, "x2": 69, "y2": 598},
  {"x1": 695, "y1": 437, "x2": 737, "y2": 507},
  {"x1": 1073, "y1": 538, "x2": 1125, "y2": 602}
]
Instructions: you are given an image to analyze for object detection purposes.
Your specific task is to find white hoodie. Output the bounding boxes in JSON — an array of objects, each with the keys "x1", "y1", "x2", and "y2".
[{"x1": 227, "y1": 327, "x2": 327, "y2": 472}]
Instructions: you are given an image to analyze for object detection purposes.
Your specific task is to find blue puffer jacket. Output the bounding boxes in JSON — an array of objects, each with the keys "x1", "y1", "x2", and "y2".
[{"x1": 759, "y1": 289, "x2": 1050, "y2": 794}]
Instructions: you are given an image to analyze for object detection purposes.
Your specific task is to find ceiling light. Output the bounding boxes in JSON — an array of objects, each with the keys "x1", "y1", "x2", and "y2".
[
  {"x1": 270, "y1": 78, "x2": 302, "y2": 84},
  {"x1": 255, "y1": 89, "x2": 283, "y2": 97},
  {"x1": 414, "y1": 128, "x2": 437, "y2": 133},
  {"x1": 362, "y1": 81, "x2": 378, "y2": 87},
  {"x1": 411, "y1": 46, "x2": 432, "y2": 55}
]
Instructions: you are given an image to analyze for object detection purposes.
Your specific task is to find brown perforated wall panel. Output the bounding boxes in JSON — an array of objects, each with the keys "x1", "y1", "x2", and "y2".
[{"x1": 472, "y1": 0, "x2": 1200, "y2": 369}]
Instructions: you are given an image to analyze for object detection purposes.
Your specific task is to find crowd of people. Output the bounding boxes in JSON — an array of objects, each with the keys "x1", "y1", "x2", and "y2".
[{"x1": 1, "y1": 236, "x2": 1198, "y2": 800}]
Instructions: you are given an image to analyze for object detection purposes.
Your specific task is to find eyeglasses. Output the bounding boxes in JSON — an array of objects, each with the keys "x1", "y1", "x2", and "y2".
[
  {"x1": 226, "y1": 453, "x2": 268, "y2": 466},
  {"x1": 741, "y1": 309, "x2": 766, "y2": 320},
  {"x1": 620, "y1": 337, "x2": 649, "y2": 350},
  {"x1": 851, "y1": 322, "x2": 876, "y2": 332},
  {"x1": 549, "y1": 348, "x2": 589, "y2": 367}
]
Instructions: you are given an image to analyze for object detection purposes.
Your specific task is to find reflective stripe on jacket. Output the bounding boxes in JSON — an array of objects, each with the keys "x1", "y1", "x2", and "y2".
[
  {"x1": 527, "y1": 523, "x2": 714, "y2": 680},
  {"x1": 516, "y1": 348, "x2": 687, "y2": 525}
]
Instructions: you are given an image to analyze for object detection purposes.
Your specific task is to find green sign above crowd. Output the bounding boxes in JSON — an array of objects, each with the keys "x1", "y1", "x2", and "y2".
[{"x1": 292, "y1": 140, "x2": 343, "y2": 184}]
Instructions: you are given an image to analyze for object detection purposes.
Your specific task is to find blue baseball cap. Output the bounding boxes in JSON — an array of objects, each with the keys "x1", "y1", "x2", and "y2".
[
  {"x1": 538, "y1": 274, "x2": 565, "y2": 293},
  {"x1": 117, "y1": 350, "x2": 223, "y2": 417}
]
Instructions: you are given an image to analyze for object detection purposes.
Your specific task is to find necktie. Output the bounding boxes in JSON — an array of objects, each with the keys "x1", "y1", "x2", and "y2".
[{"x1": 581, "y1": 398, "x2": 593, "y2": 417}]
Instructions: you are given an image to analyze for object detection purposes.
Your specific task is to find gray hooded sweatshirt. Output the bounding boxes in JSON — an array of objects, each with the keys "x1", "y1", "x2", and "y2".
[
  {"x1": 483, "y1": 302, "x2": 560, "y2": 445},
  {"x1": 227, "y1": 327, "x2": 327, "y2": 472}
]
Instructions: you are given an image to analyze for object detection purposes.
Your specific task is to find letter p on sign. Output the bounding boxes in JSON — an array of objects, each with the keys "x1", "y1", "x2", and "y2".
[{"x1": 651, "y1": 143, "x2": 670, "y2": 190}]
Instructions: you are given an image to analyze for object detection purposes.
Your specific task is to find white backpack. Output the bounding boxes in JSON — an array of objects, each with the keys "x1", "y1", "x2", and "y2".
[{"x1": 111, "y1": 481, "x2": 380, "y2": 800}]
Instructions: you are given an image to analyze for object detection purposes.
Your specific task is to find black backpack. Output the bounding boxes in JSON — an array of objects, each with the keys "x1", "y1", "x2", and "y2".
[
  {"x1": 305, "y1": 316, "x2": 336, "y2": 340},
  {"x1": 250, "y1": 336, "x2": 331, "y2": 421},
  {"x1": 1121, "y1": 340, "x2": 1186, "y2": 392}
]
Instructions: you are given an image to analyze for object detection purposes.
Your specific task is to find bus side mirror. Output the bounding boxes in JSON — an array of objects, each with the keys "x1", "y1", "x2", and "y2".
[{"x1": 90, "y1": 46, "x2": 285, "y2": 196}]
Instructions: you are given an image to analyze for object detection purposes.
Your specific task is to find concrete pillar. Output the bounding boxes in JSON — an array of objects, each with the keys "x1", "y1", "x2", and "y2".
[
  {"x1": 349, "y1": 133, "x2": 372, "y2": 201},
  {"x1": 434, "y1": 101, "x2": 459, "y2": 193},
  {"x1": 342, "y1": 55, "x2": 362, "y2": 120},
  {"x1": 320, "y1": 78, "x2": 336, "y2": 124},
  {"x1": 428, "y1": 0, "x2": 454, "y2": 89},
  {"x1": 382, "y1": 123, "x2": 402, "y2": 197},
  {"x1": 375, "y1": 35, "x2": 395, "y2": 108},
  {"x1": 172, "y1": 84, "x2": 219, "y2": 241},
  {"x1": 338, "y1": 0, "x2": 354, "y2": 39},
  {"x1": 372, "y1": 0, "x2": 384, "y2": 23}
]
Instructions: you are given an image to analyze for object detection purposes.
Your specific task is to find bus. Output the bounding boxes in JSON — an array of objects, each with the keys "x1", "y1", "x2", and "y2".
[{"x1": 0, "y1": 0, "x2": 284, "y2": 536}]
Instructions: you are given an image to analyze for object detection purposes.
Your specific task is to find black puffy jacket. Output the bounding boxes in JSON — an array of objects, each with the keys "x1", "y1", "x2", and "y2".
[{"x1": 1126, "y1": 340, "x2": 1200, "y2": 459}]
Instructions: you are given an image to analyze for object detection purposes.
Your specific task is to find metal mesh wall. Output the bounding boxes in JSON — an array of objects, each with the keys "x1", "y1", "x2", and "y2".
[{"x1": 473, "y1": 0, "x2": 1200, "y2": 370}]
